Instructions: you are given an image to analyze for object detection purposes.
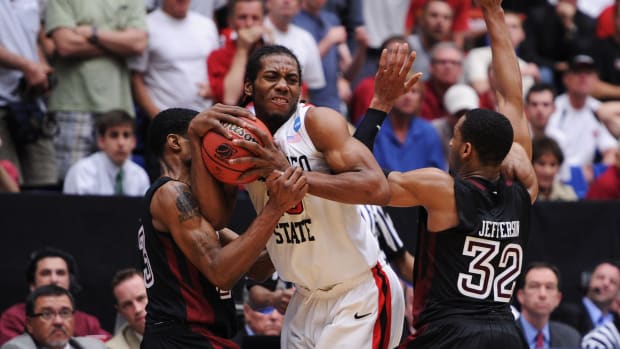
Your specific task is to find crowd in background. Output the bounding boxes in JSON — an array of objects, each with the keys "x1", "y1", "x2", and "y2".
[{"x1": 2, "y1": 0, "x2": 620, "y2": 348}]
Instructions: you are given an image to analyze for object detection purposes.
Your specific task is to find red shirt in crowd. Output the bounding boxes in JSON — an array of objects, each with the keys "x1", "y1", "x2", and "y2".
[{"x1": 586, "y1": 166, "x2": 620, "y2": 200}]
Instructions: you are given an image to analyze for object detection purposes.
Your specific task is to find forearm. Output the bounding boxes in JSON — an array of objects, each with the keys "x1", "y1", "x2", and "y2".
[
  {"x1": 52, "y1": 28, "x2": 104, "y2": 58},
  {"x1": 353, "y1": 108, "x2": 387, "y2": 151},
  {"x1": 211, "y1": 202, "x2": 284, "y2": 289},
  {"x1": 223, "y1": 48, "x2": 250, "y2": 105},
  {"x1": 318, "y1": 37, "x2": 336, "y2": 58},
  {"x1": 343, "y1": 43, "x2": 367, "y2": 82},
  {"x1": 97, "y1": 28, "x2": 147, "y2": 56},
  {"x1": 305, "y1": 169, "x2": 389, "y2": 205},
  {"x1": 189, "y1": 135, "x2": 237, "y2": 230},
  {"x1": 0, "y1": 45, "x2": 34, "y2": 71},
  {"x1": 592, "y1": 80, "x2": 620, "y2": 100},
  {"x1": 131, "y1": 72, "x2": 160, "y2": 119}
]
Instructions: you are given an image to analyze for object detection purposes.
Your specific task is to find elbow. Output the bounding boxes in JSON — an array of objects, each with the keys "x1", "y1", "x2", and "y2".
[
  {"x1": 55, "y1": 42, "x2": 75, "y2": 58},
  {"x1": 129, "y1": 37, "x2": 147, "y2": 56},
  {"x1": 211, "y1": 274, "x2": 238, "y2": 291}
]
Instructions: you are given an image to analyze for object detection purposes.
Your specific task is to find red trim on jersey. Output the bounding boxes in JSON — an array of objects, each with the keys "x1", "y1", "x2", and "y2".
[
  {"x1": 372, "y1": 263, "x2": 392, "y2": 349},
  {"x1": 189, "y1": 324, "x2": 239, "y2": 349},
  {"x1": 466, "y1": 178, "x2": 486, "y2": 190},
  {"x1": 160, "y1": 237, "x2": 215, "y2": 327}
]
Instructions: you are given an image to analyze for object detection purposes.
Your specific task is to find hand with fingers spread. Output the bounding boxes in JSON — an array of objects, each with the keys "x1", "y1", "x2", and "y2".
[
  {"x1": 230, "y1": 123, "x2": 291, "y2": 183},
  {"x1": 265, "y1": 167, "x2": 308, "y2": 212},
  {"x1": 370, "y1": 42, "x2": 422, "y2": 112},
  {"x1": 188, "y1": 103, "x2": 256, "y2": 139}
]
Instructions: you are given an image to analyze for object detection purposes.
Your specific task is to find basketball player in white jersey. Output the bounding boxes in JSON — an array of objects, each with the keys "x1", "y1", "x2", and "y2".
[{"x1": 227, "y1": 44, "x2": 421, "y2": 349}]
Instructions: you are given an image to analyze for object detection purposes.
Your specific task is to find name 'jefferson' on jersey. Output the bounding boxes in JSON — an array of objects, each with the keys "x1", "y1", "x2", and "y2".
[{"x1": 412, "y1": 176, "x2": 531, "y2": 327}]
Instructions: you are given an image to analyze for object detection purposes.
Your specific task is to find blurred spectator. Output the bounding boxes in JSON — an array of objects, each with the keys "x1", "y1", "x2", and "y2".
[
  {"x1": 595, "y1": 0, "x2": 618, "y2": 39},
  {"x1": 574, "y1": 0, "x2": 614, "y2": 19},
  {"x1": 432, "y1": 83, "x2": 479, "y2": 164},
  {"x1": 106, "y1": 269, "x2": 147, "y2": 349},
  {"x1": 323, "y1": 0, "x2": 365, "y2": 51},
  {"x1": 545, "y1": 55, "x2": 618, "y2": 183},
  {"x1": 145, "y1": 0, "x2": 228, "y2": 19},
  {"x1": 515, "y1": 262, "x2": 582, "y2": 349},
  {"x1": 525, "y1": 83, "x2": 557, "y2": 139},
  {"x1": 208, "y1": 0, "x2": 269, "y2": 105},
  {"x1": 585, "y1": 142, "x2": 620, "y2": 200},
  {"x1": 232, "y1": 287, "x2": 284, "y2": 346},
  {"x1": 406, "y1": 0, "x2": 470, "y2": 49},
  {"x1": 373, "y1": 80, "x2": 445, "y2": 171},
  {"x1": 294, "y1": 0, "x2": 351, "y2": 112},
  {"x1": 552, "y1": 261, "x2": 620, "y2": 336},
  {"x1": 264, "y1": 0, "x2": 326, "y2": 101},
  {"x1": 0, "y1": 285, "x2": 106, "y2": 349},
  {"x1": 592, "y1": 2, "x2": 620, "y2": 101},
  {"x1": 419, "y1": 42, "x2": 464, "y2": 121},
  {"x1": 532, "y1": 136, "x2": 578, "y2": 201},
  {"x1": 45, "y1": 0, "x2": 147, "y2": 181},
  {"x1": 349, "y1": 36, "x2": 407, "y2": 125},
  {"x1": 131, "y1": 0, "x2": 219, "y2": 119},
  {"x1": 0, "y1": 0, "x2": 57, "y2": 187},
  {"x1": 362, "y1": 0, "x2": 408, "y2": 51},
  {"x1": 0, "y1": 247, "x2": 110, "y2": 345},
  {"x1": 244, "y1": 275, "x2": 294, "y2": 316},
  {"x1": 407, "y1": 0, "x2": 454, "y2": 81},
  {"x1": 0, "y1": 159, "x2": 19, "y2": 193},
  {"x1": 520, "y1": 0, "x2": 596, "y2": 88},
  {"x1": 63, "y1": 110, "x2": 149, "y2": 196},
  {"x1": 464, "y1": 11, "x2": 538, "y2": 96}
]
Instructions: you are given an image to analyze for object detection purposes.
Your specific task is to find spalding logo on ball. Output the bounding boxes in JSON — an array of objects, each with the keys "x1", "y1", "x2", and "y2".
[{"x1": 201, "y1": 117, "x2": 272, "y2": 184}]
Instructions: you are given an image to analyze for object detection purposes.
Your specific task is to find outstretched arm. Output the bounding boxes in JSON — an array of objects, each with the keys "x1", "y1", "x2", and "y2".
[
  {"x1": 481, "y1": 0, "x2": 537, "y2": 202},
  {"x1": 481, "y1": 0, "x2": 530, "y2": 157}
]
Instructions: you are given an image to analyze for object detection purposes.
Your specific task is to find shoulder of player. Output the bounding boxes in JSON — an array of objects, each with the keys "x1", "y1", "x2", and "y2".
[
  {"x1": 305, "y1": 106, "x2": 349, "y2": 134},
  {"x1": 151, "y1": 181, "x2": 193, "y2": 215}
]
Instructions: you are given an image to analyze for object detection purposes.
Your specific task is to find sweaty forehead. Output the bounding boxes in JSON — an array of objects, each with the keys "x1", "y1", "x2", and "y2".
[{"x1": 260, "y1": 54, "x2": 299, "y2": 73}]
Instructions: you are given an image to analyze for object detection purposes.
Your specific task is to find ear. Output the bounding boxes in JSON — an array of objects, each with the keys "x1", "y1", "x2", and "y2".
[
  {"x1": 25, "y1": 318, "x2": 33, "y2": 334},
  {"x1": 461, "y1": 141, "x2": 473, "y2": 160},
  {"x1": 97, "y1": 135, "x2": 105, "y2": 150},
  {"x1": 244, "y1": 81, "x2": 253, "y2": 99},
  {"x1": 166, "y1": 134, "x2": 183, "y2": 153},
  {"x1": 552, "y1": 291, "x2": 563, "y2": 308}
]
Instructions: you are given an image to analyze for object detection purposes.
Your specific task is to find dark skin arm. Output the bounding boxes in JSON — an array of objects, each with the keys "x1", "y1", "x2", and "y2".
[{"x1": 150, "y1": 167, "x2": 307, "y2": 290}]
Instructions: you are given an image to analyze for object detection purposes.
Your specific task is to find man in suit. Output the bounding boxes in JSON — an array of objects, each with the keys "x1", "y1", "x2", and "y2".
[
  {"x1": 106, "y1": 269, "x2": 147, "y2": 349},
  {"x1": 516, "y1": 262, "x2": 581, "y2": 348},
  {"x1": 552, "y1": 261, "x2": 620, "y2": 336},
  {"x1": 1, "y1": 285, "x2": 106, "y2": 349}
]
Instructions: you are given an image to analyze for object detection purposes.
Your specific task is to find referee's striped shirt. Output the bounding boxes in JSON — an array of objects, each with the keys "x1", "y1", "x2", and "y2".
[
  {"x1": 358, "y1": 205, "x2": 405, "y2": 262},
  {"x1": 582, "y1": 321, "x2": 620, "y2": 349}
]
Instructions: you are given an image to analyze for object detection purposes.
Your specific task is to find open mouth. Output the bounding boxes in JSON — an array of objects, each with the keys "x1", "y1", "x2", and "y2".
[{"x1": 271, "y1": 96, "x2": 289, "y2": 105}]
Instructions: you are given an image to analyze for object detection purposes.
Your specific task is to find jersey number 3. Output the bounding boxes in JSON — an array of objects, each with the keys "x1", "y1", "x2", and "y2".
[{"x1": 457, "y1": 236, "x2": 522, "y2": 302}]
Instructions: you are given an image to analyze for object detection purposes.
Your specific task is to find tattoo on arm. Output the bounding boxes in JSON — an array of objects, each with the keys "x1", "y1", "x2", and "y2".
[{"x1": 175, "y1": 185, "x2": 200, "y2": 222}]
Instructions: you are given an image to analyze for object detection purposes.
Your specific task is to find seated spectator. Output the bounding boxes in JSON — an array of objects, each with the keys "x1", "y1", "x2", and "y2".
[
  {"x1": 532, "y1": 136, "x2": 578, "y2": 201},
  {"x1": 373, "y1": 80, "x2": 445, "y2": 171},
  {"x1": 592, "y1": 1, "x2": 620, "y2": 101},
  {"x1": 432, "y1": 83, "x2": 479, "y2": 164},
  {"x1": 516, "y1": 262, "x2": 582, "y2": 348},
  {"x1": 233, "y1": 287, "x2": 284, "y2": 346},
  {"x1": 406, "y1": 0, "x2": 470, "y2": 49},
  {"x1": 63, "y1": 110, "x2": 149, "y2": 196},
  {"x1": 420, "y1": 42, "x2": 464, "y2": 121},
  {"x1": 552, "y1": 261, "x2": 620, "y2": 336},
  {"x1": 106, "y1": 269, "x2": 147, "y2": 349},
  {"x1": 586, "y1": 142, "x2": 620, "y2": 200},
  {"x1": 545, "y1": 55, "x2": 618, "y2": 183},
  {"x1": 0, "y1": 285, "x2": 106, "y2": 349},
  {"x1": 525, "y1": 83, "x2": 556, "y2": 139},
  {"x1": 0, "y1": 247, "x2": 110, "y2": 345}
]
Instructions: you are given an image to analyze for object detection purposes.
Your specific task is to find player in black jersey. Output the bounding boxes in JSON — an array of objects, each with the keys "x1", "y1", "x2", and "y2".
[
  {"x1": 355, "y1": 0, "x2": 538, "y2": 347},
  {"x1": 138, "y1": 107, "x2": 307, "y2": 349}
]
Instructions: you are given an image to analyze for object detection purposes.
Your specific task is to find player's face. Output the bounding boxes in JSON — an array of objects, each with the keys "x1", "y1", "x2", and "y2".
[
  {"x1": 98, "y1": 124, "x2": 136, "y2": 167},
  {"x1": 533, "y1": 152, "x2": 560, "y2": 193},
  {"x1": 232, "y1": 1, "x2": 264, "y2": 29},
  {"x1": 248, "y1": 54, "x2": 301, "y2": 131},
  {"x1": 32, "y1": 257, "x2": 70, "y2": 291},
  {"x1": 26, "y1": 295, "x2": 74, "y2": 348},
  {"x1": 518, "y1": 268, "x2": 561, "y2": 317},
  {"x1": 588, "y1": 263, "x2": 620, "y2": 306},
  {"x1": 114, "y1": 275, "x2": 148, "y2": 335},
  {"x1": 525, "y1": 91, "x2": 554, "y2": 131}
]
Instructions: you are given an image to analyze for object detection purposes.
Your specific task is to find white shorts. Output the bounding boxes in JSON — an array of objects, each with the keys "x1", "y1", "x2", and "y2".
[{"x1": 282, "y1": 261, "x2": 404, "y2": 349}]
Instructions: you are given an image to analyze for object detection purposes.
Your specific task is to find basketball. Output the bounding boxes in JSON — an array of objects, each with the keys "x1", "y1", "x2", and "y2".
[{"x1": 201, "y1": 117, "x2": 272, "y2": 184}]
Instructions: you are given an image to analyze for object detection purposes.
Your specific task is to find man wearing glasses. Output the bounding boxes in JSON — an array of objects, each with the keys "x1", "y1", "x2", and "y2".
[{"x1": 0, "y1": 285, "x2": 105, "y2": 349}]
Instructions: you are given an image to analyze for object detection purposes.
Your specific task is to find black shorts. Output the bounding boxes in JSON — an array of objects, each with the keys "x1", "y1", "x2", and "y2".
[
  {"x1": 400, "y1": 317, "x2": 527, "y2": 349},
  {"x1": 141, "y1": 321, "x2": 239, "y2": 349}
]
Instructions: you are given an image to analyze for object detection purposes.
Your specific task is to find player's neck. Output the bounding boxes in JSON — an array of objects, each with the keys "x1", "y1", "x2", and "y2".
[
  {"x1": 161, "y1": 159, "x2": 190, "y2": 185},
  {"x1": 459, "y1": 166, "x2": 500, "y2": 183}
]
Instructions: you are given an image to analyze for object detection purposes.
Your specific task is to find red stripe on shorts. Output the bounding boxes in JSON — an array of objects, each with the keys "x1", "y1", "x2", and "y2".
[{"x1": 372, "y1": 263, "x2": 392, "y2": 349}]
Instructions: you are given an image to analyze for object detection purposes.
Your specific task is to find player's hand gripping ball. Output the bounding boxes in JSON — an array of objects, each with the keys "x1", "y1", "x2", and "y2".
[{"x1": 201, "y1": 117, "x2": 272, "y2": 184}]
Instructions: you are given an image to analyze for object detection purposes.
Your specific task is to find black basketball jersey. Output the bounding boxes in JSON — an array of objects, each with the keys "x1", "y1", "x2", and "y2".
[
  {"x1": 412, "y1": 176, "x2": 531, "y2": 328},
  {"x1": 138, "y1": 177, "x2": 237, "y2": 343}
]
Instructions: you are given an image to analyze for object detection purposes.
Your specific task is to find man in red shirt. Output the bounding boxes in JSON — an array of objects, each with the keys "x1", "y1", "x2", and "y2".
[{"x1": 208, "y1": 0, "x2": 270, "y2": 105}]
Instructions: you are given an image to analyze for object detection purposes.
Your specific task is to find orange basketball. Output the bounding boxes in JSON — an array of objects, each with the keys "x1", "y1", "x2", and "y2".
[{"x1": 201, "y1": 117, "x2": 272, "y2": 184}]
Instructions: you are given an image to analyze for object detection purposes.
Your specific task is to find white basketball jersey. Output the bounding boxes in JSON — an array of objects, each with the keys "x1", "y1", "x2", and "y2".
[{"x1": 245, "y1": 104, "x2": 380, "y2": 290}]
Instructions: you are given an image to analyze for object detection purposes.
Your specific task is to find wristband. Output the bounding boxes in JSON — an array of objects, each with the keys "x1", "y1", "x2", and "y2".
[{"x1": 353, "y1": 108, "x2": 387, "y2": 151}]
